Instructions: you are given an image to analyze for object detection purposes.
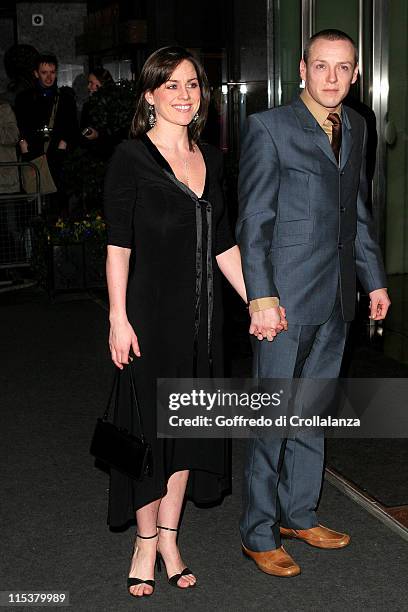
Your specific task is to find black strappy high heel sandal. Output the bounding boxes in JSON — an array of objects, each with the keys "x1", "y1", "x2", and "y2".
[
  {"x1": 156, "y1": 525, "x2": 196, "y2": 589},
  {"x1": 127, "y1": 532, "x2": 158, "y2": 597}
]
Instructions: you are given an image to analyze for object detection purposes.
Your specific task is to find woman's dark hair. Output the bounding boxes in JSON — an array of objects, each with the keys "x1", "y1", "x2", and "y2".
[
  {"x1": 130, "y1": 46, "x2": 210, "y2": 147},
  {"x1": 89, "y1": 67, "x2": 114, "y2": 87}
]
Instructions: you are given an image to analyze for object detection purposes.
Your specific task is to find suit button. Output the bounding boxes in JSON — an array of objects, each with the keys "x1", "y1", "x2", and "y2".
[
  {"x1": 338, "y1": 243, "x2": 343, "y2": 249},
  {"x1": 340, "y1": 206, "x2": 346, "y2": 213},
  {"x1": 340, "y1": 171, "x2": 345, "y2": 176}
]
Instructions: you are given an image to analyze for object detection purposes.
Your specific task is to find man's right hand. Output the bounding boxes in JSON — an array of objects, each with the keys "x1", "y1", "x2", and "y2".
[{"x1": 249, "y1": 306, "x2": 288, "y2": 341}]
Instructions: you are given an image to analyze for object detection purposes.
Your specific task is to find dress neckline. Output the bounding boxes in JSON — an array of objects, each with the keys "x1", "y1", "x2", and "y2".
[{"x1": 140, "y1": 132, "x2": 209, "y2": 200}]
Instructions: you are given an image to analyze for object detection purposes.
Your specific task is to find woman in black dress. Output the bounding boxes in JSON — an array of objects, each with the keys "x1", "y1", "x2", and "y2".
[{"x1": 104, "y1": 47, "x2": 247, "y2": 597}]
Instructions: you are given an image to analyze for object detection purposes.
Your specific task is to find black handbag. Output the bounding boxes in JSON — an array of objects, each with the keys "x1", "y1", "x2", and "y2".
[{"x1": 90, "y1": 365, "x2": 152, "y2": 480}]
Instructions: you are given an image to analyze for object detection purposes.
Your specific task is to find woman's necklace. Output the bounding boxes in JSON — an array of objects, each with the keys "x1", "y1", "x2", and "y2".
[
  {"x1": 182, "y1": 145, "x2": 196, "y2": 188},
  {"x1": 183, "y1": 154, "x2": 190, "y2": 188},
  {"x1": 150, "y1": 133, "x2": 195, "y2": 188}
]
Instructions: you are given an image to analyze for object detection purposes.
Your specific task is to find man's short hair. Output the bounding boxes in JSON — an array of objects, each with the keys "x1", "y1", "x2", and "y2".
[
  {"x1": 303, "y1": 29, "x2": 358, "y2": 66},
  {"x1": 35, "y1": 53, "x2": 58, "y2": 71}
]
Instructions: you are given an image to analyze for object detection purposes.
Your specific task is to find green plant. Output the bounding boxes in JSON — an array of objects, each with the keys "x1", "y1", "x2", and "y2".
[
  {"x1": 64, "y1": 147, "x2": 106, "y2": 211},
  {"x1": 31, "y1": 212, "x2": 107, "y2": 287},
  {"x1": 87, "y1": 79, "x2": 138, "y2": 140},
  {"x1": 64, "y1": 79, "x2": 137, "y2": 210},
  {"x1": 51, "y1": 211, "x2": 106, "y2": 243}
]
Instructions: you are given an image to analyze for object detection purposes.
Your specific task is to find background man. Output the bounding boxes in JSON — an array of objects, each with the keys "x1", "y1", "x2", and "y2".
[
  {"x1": 237, "y1": 29, "x2": 390, "y2": 577},
  {"x1": 15, "y1": 53, "x2": 78, "y2": 212}
]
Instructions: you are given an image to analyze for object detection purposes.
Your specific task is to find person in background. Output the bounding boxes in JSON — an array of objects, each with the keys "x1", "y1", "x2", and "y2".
[
  {"x1": 2, "y1": 43, "x2": 39, "y2": 108},
  {"x1": 80, "y1": 67, "x2": 114, "y2": 142},
  {"x1": 14, "y1": 52, "x2": 78, "y2": 213},
  {"x1": 0, "y1": 98, "x2": 22, "y2": 268},
  {"x1": 0, "y1": 98, "x2": 20, "y2": 193},
  {"x1": 80, "y1": 68, "x2": 115, "y2": 162}
]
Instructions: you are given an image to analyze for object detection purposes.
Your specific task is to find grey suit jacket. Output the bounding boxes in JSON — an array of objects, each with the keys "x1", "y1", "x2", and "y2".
[{"x1": 236, "y1": 96, "x2": 387, "y2": 324}]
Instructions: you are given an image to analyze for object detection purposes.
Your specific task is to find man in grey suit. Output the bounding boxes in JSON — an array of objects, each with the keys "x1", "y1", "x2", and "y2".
[{"x1": 236, "y1": 29, "x2": 390, "y2": 577}]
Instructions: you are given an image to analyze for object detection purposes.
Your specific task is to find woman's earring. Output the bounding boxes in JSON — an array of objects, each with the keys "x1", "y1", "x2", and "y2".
[
  {"x1": 148, "y1": 104, "x2": 156, "y2": 128},
  {"x1": 192, "y1": 112, "x2": 199, "y2": 123}
]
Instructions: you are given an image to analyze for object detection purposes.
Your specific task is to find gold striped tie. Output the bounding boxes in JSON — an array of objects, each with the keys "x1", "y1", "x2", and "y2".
[{"x1": 327, "y1": 112, "x2": 342, "y2": 164}]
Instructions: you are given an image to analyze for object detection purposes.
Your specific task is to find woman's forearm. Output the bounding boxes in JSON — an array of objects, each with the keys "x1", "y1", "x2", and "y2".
[
  {"x1": 106, "y1": 245, "x2": 131, "y2": 322},
  {"x1": 216, "y1": 245, "x2": 247, "y2": 303}
]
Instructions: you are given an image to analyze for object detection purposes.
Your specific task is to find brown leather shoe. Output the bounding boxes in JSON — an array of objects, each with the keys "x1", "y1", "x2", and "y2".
[
  {"x1": 280, "y1": 524, "x2": 350, "y2": 549},
  {"x1": 242, "y1": 544, "x2": 301, "y2": 577}
]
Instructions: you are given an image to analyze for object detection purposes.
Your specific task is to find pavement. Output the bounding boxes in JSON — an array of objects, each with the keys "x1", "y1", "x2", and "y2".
[{"x1": 1, "y1": 286, "x2": 407, "y2": 611}]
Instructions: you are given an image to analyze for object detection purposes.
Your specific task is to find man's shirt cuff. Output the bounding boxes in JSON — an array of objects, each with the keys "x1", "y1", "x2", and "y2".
[{"x1": 249, "y1": 297, "x2": 280, "y2": 313}]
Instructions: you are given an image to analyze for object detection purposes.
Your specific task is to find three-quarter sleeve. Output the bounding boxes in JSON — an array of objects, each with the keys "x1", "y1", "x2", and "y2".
[
  {"x1": 215, "y1": 205, "x2": 236, "y2": 255},
  {"x1": 103, "y1": 143, "x2": 138, "y2": 248},
  {"x1": 215, "y1": 154, "x2": 236, "y2": 256}
]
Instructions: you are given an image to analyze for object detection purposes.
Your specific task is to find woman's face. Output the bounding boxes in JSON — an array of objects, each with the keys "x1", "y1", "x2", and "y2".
[
  {"x1": 88, "y1": 74, "x2": 102, "y2": 93},
  {"x1": 144, "y1": 60, "x2": 201, "y2": 129}
]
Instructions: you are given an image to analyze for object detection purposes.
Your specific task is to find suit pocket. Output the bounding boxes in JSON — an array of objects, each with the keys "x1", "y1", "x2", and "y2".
[
  {"x1": 274, "y1": 219, "x2": 313, "y2": 246},
  {"x1": 278, "y1": 170, "x2": 310, "y2": 221},
  {"x1": 270, "y1": 243, "x2": 313, "y2": 264}
]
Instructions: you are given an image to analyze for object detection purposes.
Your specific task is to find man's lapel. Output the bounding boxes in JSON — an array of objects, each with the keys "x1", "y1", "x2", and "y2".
[
  {"x1": 292, "y1": 97, "x2": 353, "y2": 170},
  {"x1": 340, "y1": 107, "x2": 353, "y2": 171}
]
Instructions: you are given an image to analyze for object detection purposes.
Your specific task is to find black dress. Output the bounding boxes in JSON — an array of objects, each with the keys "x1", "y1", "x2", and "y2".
[{"x1": 103, "y1": 135, "x2": 235, "y2": 528}]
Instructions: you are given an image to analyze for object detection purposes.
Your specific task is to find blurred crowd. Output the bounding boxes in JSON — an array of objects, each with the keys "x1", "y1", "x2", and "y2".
[{"x1": 0, "y1": 44, "x2": 130, "y2": 219}]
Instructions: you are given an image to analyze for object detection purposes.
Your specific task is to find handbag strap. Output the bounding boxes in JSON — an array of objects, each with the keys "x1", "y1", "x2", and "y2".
[
  {"x1": 103, "y1": 366, "x2": 146, "y2": 442},
  {"x1": 44, "y1": 95, "x2": 59, "y2": 154},
  {"x1": 128, "y1": 365, "x2": 146, "y2": 442}
]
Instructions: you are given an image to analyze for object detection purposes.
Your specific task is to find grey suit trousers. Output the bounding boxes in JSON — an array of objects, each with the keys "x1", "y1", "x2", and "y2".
[{"x1": 240, "y1": 297, "x2": 349, "y2": 551}]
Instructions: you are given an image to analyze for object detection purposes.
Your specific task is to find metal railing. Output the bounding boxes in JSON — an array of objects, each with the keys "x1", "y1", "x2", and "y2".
[{"x1": 0, "y1": 161, "x2": 43, "y2": 270}]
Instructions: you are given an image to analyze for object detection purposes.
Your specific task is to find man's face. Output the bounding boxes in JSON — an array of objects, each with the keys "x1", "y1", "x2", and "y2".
[
  {"x1": 35, "y1": 63, "x2": 57, "y2": 88},
  {"x1": 299, "y1": 38, "x2": 359, "y2": 111}
]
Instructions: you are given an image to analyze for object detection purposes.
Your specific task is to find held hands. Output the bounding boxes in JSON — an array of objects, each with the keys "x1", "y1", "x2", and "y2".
[
  {"x1": 368, "y1": 288, "x2": 391, "y2": 321},
  {"x1": 247, "y1": 288, "x2": 390, "y2": 341},
  {"x1": 109, "y1": 317, "x2": 141, "y2": 369},
  {"x1": 249, "y1": 306, "x2": 288, "y2": 342}
]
